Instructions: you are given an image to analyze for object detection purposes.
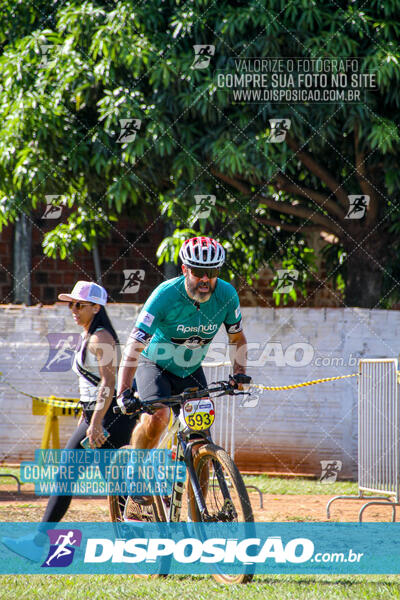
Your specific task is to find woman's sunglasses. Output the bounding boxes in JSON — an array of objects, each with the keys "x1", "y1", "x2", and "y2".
[
  {"x1": 68, "y1": 301, "x2": 91, "y2": 310},
  {"x1": 190, "y1": 267, "x2": 219, "y2": 279}
]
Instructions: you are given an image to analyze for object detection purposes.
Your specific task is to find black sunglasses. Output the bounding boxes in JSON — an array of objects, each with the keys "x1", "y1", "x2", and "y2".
[
  {"x1": 68, "y1": 301, "x2": 91, "y2": 310},
  {"x1": 190, "y1": 267, "x2": 219, "y2": 279}
]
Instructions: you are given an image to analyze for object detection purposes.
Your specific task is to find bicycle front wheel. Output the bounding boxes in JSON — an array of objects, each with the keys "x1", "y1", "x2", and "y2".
[{"x1": 189, "y1": 443, "x2": 254, "y2": 584}]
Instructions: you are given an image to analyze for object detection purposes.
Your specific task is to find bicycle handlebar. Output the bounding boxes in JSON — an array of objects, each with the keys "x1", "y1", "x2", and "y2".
[{"x1": 113, "y1": 376, "x2": 252, "y2": 416}]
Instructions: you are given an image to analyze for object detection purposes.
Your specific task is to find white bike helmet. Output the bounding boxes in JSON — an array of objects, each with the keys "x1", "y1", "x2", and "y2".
[{"x1": 179, "y1": 237, "x2": 225, "y2": 268}]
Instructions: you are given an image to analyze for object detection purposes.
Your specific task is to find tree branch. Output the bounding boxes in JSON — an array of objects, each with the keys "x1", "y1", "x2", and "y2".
[
  {"x1": 211, "y1": 169, "x2": 250, "y2": 195},
  {"x1": 285, "y1": 135, "x2": 349, "y2": 209},
  {"x1": 255, "y1": 194, "x2": 341, "y2": 234},
  {"x1": 256, "y1": 217, "x2": 323, "y2": 234},
  {"x1": 274, "y1": 173, "x2": 345, "y2": 219},
  {"x1": 210, "y1": 168, "x2": 341, "y2": 235}
]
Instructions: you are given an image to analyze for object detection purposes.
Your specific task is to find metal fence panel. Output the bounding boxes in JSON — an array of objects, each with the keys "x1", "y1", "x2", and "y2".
[{"x1": 358, "y1": 359, "x2": 399, "y2": 499}]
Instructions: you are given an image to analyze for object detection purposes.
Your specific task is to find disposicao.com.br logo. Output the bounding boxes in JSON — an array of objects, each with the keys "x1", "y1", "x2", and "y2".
[
  {"x1": 84, "y1": 535, "x2": 314, "y2": 564},
  {"x1": 83, "y1": 535, "x2": 364, "y2": 567}
]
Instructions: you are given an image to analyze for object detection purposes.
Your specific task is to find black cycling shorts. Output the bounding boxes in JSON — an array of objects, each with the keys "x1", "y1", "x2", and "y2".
[{"x1": 135, "y1": 355, "x2": 207, "y2": 403}]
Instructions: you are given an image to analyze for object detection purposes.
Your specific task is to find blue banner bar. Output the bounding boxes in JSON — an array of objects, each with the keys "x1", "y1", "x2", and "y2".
[{"x1": 1, "y1": 522, "x2": 400, "y2": 574}]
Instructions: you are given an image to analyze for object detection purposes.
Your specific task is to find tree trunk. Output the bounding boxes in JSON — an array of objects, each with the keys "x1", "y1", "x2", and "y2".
[
  {"x1": 163, "y1": 221, "x2": 179, "y2": 279},
  {"x1": 13, "y1": 213, "x2": 32, "y2": 304},
  {"x1": 343, "y1": 229, "x2": 386, "y2": 308}
]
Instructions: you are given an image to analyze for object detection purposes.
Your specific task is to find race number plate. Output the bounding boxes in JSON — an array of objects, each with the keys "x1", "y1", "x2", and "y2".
[{"x1": 182, "y1": 398, "x2": 215, "y2": 431}]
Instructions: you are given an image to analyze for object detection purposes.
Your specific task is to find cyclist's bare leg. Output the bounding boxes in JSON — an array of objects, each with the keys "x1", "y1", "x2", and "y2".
[{"x1": 130, "y1": 407, "x2": 169, "y2": 449}]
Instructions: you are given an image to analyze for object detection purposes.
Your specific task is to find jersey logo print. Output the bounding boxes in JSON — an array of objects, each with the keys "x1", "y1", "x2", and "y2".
[
  {"x1": 171, "y1": 335, "x2": 212, "y2": 349},
  {"x1": 129, "y1": 327, "x2": 152, "y2": 345},
  {"x1": 139, "y1": 310, "x2": 155, "y2": 327},
  {"x1": 226, "y1": 320, "x2": 242, "y2": 334}
]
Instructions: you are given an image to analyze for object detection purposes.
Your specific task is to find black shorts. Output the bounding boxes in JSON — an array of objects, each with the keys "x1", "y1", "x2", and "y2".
[{"x1": 135, "y1": 356, "x2": 207, "y2": 403}]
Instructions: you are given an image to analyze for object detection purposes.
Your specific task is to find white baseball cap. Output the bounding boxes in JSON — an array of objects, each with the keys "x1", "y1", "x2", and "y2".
[{"x1": 58, "y1": 281, "x2": 107, "y2": 306}]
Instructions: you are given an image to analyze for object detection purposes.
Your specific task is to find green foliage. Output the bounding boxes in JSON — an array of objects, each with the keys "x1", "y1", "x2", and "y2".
[
  {"x1": 0, "y1": 0, "x2": 399, "y2": 305},
  {"x1": 43, "y1": 205, "x2": 115, "y2": 260},
  {"x1": 271, "y1": 245, "x2": 315, "y2": 306}
]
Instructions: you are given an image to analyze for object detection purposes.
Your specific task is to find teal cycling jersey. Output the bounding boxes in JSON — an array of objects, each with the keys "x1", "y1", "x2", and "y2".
[{"x1": 130, "y1": 276, "x2": 242, "y2": 377}]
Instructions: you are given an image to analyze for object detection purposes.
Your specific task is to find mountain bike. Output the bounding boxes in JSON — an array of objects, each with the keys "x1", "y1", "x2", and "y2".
[{"x1": 108, "y1": 375, "x2": 255, "y2": 584}]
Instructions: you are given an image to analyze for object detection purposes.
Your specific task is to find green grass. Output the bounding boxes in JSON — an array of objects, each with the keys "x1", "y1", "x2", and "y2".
[
  {"x1": 242, "y1": 475, "x2": 359, "y2": 496},
  {"x1": 1, "y1": 574, "x2": 400, "y2": 600},
  {"x1": 0, "y1": 466, "x2": 21, "y2": 485}
]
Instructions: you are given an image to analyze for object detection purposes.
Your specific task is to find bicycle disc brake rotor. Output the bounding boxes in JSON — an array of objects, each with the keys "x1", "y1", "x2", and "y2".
[{"x1": 204, "y1": 498, "x2": 238, "y2": 522}]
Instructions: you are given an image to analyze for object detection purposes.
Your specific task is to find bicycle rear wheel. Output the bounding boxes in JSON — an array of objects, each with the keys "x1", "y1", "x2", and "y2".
[{"x1": 189, "y1": 443, "x2": 254, "y2": 584}]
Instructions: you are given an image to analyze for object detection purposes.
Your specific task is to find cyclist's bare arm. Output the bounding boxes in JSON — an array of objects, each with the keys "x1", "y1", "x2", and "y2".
[
  {"x1": 228, "y1": 330, "x2": 247, "y2": 376},
  {"x1": 117, "y1": 338, "x2": 145, "y2": 397},
  {"x1": 117, "y1": 337, "x2": 169, "y2": 449}
]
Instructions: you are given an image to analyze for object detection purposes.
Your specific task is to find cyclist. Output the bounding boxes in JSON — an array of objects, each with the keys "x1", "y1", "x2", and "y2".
[{"x1": 117, "y1": 237, "x2": 248, "y2": 457}]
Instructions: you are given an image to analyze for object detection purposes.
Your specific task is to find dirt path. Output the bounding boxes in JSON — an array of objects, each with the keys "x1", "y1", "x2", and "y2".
[{"x1": 0, "y1": 484, "x2": 398, "y2": 522}]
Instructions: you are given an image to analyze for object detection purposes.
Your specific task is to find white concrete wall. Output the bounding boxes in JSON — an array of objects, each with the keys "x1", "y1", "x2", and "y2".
[{"x1": 1, "y1": 304, "x2": 398, "y2": 478}]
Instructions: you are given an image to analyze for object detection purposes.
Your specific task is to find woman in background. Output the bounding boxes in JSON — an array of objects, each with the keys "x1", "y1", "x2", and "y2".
[{"x1": 3, "y1": 281, "x2": 136, "y2": 561}]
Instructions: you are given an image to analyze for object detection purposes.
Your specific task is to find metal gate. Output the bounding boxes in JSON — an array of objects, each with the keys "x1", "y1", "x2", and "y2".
[
  {"x1": 359, "y1": 359, "x2": 399, "y2": 498},
  {"x1": 327, "y1": 358, "x2": 400, "y2": 521}
]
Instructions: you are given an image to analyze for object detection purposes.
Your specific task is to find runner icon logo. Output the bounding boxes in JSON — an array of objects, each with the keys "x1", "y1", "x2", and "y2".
[
  {"x1": 42, "y1": 195, "x2": 65, "y2": 219},
  {"x1": 40, "y1": 333, "x2": 81, "y2": 372},
  {"x1": 345, "y1": 195, "x2": 370, "y2": 219},
  {"x1": 117, "y1": 119, "x2": 142, "y2": 143},
  {"x1": 267, "y1": 118, "x2": 291, "y2": 143},
  {"x1": 38, "y1": 44, "x2": 60, "y2": 68},
  {"x1": 42, "y1": 529, "x2": 82, "y2": 568},
  {"x1": 319, "y1": 460, "x2": 342, "y2": 484},
  {"x1": 121, "y1": 269, "x2": 145, "y2": 294},
  {"x1": 191, "y1": 45, "x2": 215, "y2": 69},
  {"x1": 274, "y1": 269, "x2": 299, "y2": 294},
  {"x1": 193, "y1": 195, "x2": 216, "y2": 221}
]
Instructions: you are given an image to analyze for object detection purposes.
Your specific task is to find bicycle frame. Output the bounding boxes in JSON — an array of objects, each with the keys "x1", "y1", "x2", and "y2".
[
  {"x1": 115, "y1": 377, "x2": 253, "y2": 523},
  {"x1": 110, "y1": 378, "x2": 255, "y2": 584},
  {"x1": 155, "y1": 409, "x2": 212, "y2": 522}
]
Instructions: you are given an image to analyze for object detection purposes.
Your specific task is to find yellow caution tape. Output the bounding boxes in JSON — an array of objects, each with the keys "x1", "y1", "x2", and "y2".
[
  {"x1": 1, "y1": 371, "x2": 357, "y2": 406},
  {"x1": 1, "y1": 375, "x2": 79, "y2": 408},
  {"x1": 252, "y1": 373, "x2": 357, "y2": 391},
  {"x1": 31, "y1": 395, "x2": 80, "y2": 409}
]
